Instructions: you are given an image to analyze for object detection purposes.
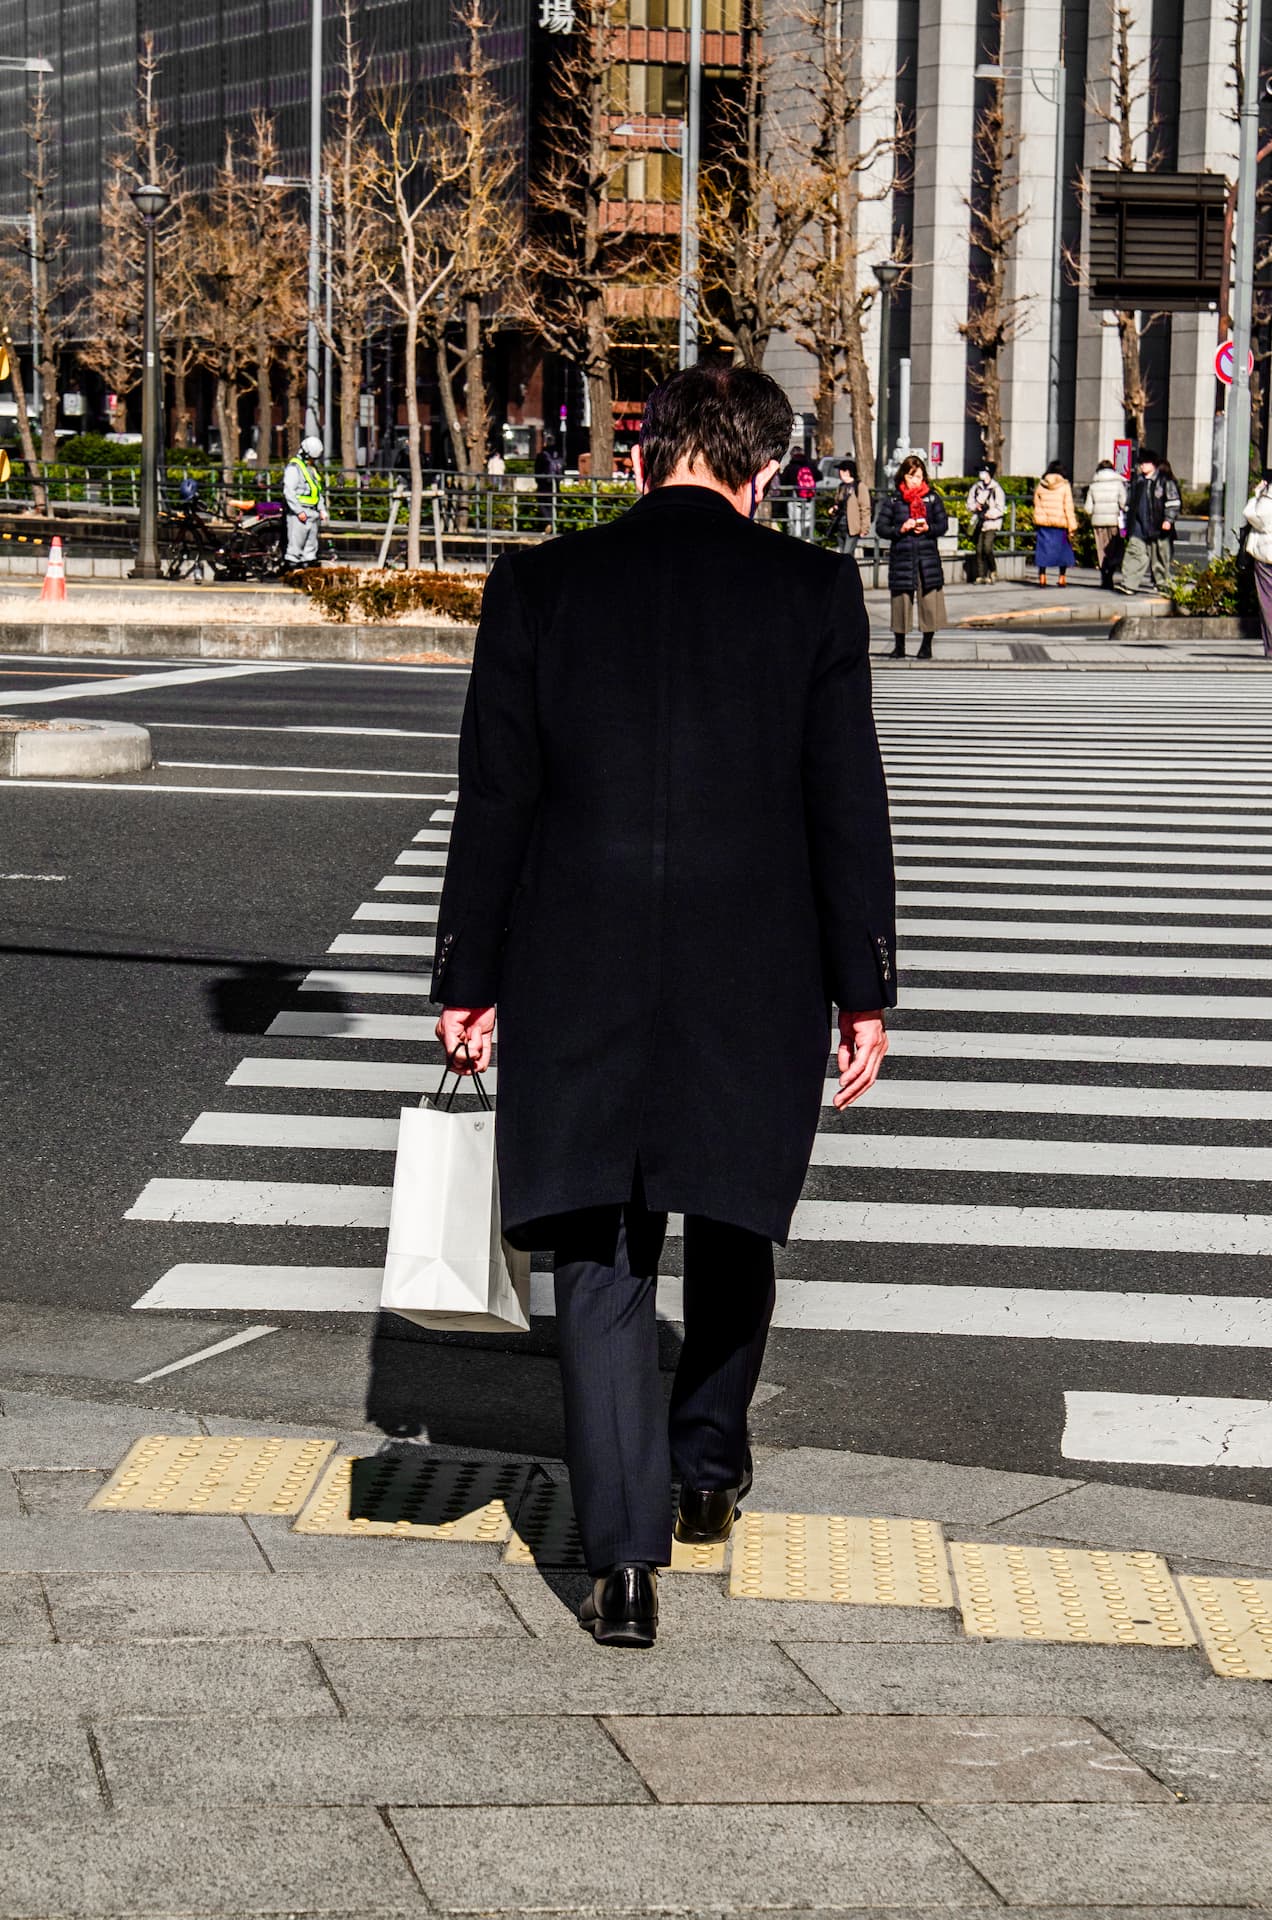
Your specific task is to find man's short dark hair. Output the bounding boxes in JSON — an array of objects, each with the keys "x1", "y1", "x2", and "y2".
[
  {"x1": 1138, "y1": 447, "x2": 1159, "y2": 466},
  {"x1": 638, "y1": 362, "x2": 795, "y2": 491}
]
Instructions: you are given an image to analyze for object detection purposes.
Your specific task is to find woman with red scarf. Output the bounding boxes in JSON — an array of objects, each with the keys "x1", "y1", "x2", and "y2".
[{"x1": 874, "y1": 454, "x2": 949, "y2": 659}]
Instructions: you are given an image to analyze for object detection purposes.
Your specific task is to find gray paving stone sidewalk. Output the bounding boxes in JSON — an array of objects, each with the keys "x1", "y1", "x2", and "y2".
[{"x1": 2, "y1": 1380, "x2": 1272, "y2": 1917}]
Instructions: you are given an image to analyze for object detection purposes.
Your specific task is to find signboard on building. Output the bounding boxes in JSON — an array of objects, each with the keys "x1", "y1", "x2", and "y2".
[
  {"x1": 538, "y1": 0, "x2": 575, "y2": 29},
  {"x1": 1087, "y1": 169, "x2": 1228, "y2": 313},
  {"x1": 1113, "y1": 438, "x2": 1133, "y2": 480}
]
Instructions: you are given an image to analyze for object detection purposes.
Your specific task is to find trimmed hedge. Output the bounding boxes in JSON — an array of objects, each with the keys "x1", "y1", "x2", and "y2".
[
  {"x1": 287, "y1": 565, "x2": 484, "y2": 625},
  {"x1": 1171, "y1": 552, "x2": 1241, "y2": 616}
]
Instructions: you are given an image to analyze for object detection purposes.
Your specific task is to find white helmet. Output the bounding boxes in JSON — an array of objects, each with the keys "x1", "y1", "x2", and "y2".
[{"x1": 300, "y1": 435, "x2": 324, "y2": 458}]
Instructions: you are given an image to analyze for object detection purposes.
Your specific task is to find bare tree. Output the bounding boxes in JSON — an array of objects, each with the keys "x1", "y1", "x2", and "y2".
[
  {"x1": 958, "y1": 35, "x2": 1028, "y2": 466},
  {"x1": 697, "y1": 0, "x2": 821, "y2": 371},
  {"x1": 318, "y1": 0, "x2": 383, "y2": 473},
  {"x1": 80, "y1": 38, "x2": 183, "y2": 437},
  {"x1": 518, "y1": 0, "x2": 664, "y2": 476},
  {"x1": 371, "y1": 90, "x2": 459, "y2": 565},
  {"x1": 0, "y1": 75, "x2": 81, "y2": 460},
  {"x1": 783, "y1": 0, "x2": 906, "y2": 457},
  {"x1": 431, "y1": 0, "x2": 525, "y2": 475},
  {"x1": 249, "y1": 116, "x2": 308, "y2": 464}
]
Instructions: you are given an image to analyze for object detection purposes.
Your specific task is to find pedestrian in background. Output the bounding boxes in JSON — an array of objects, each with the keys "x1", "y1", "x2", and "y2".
[
  {"x1": 1119, "y1": 448, "x2": 1180, "y2": 595},
  {"x1": 1243, "y1": 469, "x2": 1272, "y2": 658},
  {"x1": 432, "y1": 362, "x2": 895, "y2": 1648},
  {"x1": 534, "y1": 433, "x2": 563, "y2": 530},
  {"x1": 1032, "y1": 461, "x2": 1078, "y2": 588},
  {"x1": 876, "y1": 452, "x2": 948, "y2": 659},
  {"x1": 782, "y1": 445, "x2": 819, "y2": 541},
  {"x1": 828, "y1": 456, "x2": 872, "y2": 559},
  {"x1": 282, "y1": 435, "x2": 328, "y2": 569},
  {"x1": 967, "y1": 462, "x2": 1006, "y2": 583},
  {"x1": 1084, "y1": 458, "x2": 1127, "y2": 589}
]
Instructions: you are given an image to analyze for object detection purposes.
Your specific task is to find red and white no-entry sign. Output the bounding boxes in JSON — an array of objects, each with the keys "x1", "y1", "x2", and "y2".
[{"x1": 1216, "y1": 339, "x2": 1255, "y2": 385}]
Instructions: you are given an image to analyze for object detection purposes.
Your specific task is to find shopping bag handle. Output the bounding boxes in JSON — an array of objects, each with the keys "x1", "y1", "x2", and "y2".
[{"x1": 427, "y1": 1042, "x2": 493, "y2": 1112}]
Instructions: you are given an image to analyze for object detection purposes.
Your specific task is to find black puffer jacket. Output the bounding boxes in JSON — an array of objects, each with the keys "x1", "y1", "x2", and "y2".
[{"x1": 876, "y1": 486, "x2": 949, "y2": 595}]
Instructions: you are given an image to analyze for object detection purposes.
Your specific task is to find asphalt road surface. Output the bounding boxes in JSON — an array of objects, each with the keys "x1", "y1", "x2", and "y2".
[{"x1": 4, "y1": 648, "x2": 1272, "y2": 1508}]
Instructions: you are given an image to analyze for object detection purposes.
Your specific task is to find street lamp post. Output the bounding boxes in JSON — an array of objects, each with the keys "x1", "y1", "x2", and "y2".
[
  {"x1": 872, "y1": 261, "x2": 902, "y2": 495},
  {"x1": 265, "y1": 171, "x2": 334, "y2": 458},
  {"x1": 1225, "y1": 0, "x2": 1264, "y2": 549},
  {"x1": 307, "y1": 0, "x2": 324, "y2": 442},
  {"x1": 681, "y1": 0, "x2": 703, "y2": 369},
  {"x1": 974, "y1": 58, "x2": 1066, "y2": 464},
  {"x1": 130, "y1": 182, "x2": 170, "y2": 581}
]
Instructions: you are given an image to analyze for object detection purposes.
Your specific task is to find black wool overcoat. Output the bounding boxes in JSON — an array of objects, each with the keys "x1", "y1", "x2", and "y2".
[
  {"x1": 876, "y1": 486, "x2": 949, "y2": 595},
  {"x1": 431, "y1": 486, "x2": 898, "y2": 1248}
]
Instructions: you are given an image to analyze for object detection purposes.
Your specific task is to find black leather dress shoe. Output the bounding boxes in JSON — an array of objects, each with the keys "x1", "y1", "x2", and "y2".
[
  {"x1": 578, "y1": 1565, "x2": 658, "y2": 1648},
  {"x1": 674, "y1": 1455, "x2": 755, "y2": 1546}
]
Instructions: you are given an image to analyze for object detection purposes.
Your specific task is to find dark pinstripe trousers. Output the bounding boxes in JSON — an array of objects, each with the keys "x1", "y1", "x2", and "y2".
[{"x1": 552, "y1": 1178, "x2": 775, "y2": 1575}]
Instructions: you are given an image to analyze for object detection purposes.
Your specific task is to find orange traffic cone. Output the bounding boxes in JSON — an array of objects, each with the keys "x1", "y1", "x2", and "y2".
[{"x1": 40, "y1": 536, "x2": 66, "y2": 604}]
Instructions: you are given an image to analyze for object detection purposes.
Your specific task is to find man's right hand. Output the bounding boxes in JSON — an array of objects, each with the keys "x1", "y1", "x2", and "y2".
[
  {"x1": 436, "y1": 1006, "x2": 495, "y2": 1073},
  {"x1": 834, "y1": 1009, "x2": 889, "y2": 1109}
]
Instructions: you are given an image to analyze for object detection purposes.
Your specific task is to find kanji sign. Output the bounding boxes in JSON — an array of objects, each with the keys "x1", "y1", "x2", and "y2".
[
  {"x1": 1215, "y1": 339, "x2": 1255, "y2": 386},
  {"x1": 539, "y1": 0, "x2": 575, "y2": 29}
]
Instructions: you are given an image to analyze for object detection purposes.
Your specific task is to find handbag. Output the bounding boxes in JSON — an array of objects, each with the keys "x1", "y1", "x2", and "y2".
[{"x1": 380, "y1": 1055, "x2": 531, "y2": 1335}]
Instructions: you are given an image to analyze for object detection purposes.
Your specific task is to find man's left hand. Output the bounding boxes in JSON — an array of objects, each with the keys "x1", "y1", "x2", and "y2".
[
  {"x1": 436, "y1": 1006, "x2": 495, "y2": 1073},
  {"x1": 833, "y1": 1009, "x2": 889, "y2": 1110}
]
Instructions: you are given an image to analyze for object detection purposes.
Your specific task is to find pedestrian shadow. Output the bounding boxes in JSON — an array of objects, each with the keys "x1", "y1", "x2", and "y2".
[{"x1": 205, "y1": 960, "x2": 318, "y2": 1033}]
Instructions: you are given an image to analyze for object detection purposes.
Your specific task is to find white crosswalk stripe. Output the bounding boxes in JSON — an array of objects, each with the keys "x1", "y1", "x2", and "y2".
[{"x1": 125, "y1": 670, "x2": 1272, "y2": 1469}]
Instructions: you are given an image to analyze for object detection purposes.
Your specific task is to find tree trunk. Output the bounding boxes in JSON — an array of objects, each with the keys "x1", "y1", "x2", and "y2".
[
  {"x1": 285, "y1": 353, "x2": 304, "y2": 460},
  {"x1": 171, "y1": 341, "x2": 190, "y2": 448},
  {"x1": 339, "y1": 345, "x2": 360, "y2": 475},
  {"x1": 215, "y1": 376, "x2": 237, "y2": 490},
  {"x1": 5, "y1": 341, "x2": 47, "y2": 512},
  {"x1": 980, "y1": 354, "x2": 1004, "y2": 467},
  {"x1": 462, "y1": 292, "x2": 488, "y2": 473},
  {"x1": 255, "y1": 331, "x2": 273, "y2": 465},
  {"x1": 1118, "y1": 310, "x2": 1147, "y2": 442},
  {"x1": 39, "y1": 349, "x2": 58, "y2": 462},
  {"x1": 813, "y1": 352, "x2": 836, "y2": 456},
  {"x1": 844, "y1": 319, "x2": 874, "y2": 475},
  {"x1": 405, "y1": 310, "x2": 423, "y2": 570},
  {"x1": 435, "y1": 333, "x2": 467, "y2": 473},
  {"x1": 584, "y1": 296, "x2": 613, "y2": 478}
]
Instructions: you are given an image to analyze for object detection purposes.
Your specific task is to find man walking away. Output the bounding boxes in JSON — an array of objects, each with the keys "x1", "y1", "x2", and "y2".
[
  {"x1": 534, "y1": 434, "x2": 564, "y2": 530},
  {"x1": 432, "y1": 364, "x2": 896, "y2": 1648},
  {"x1": 829, "y1": 457, "x2": 872, "y2": 559},
  {"x1": 1119, "y1": 448, "x2": 1180, "y2": 595},
  {"x1": 782, "y1": 445, "x2": 819, "y2": 540},
  {"x1": 967, "y1": 462, "x2": 1006, "y2": 582},
  {"x1": 283, "y1": 436, "x2": 328, "y2": 569},
  {"x1": 1085, "y1": 458, "x2": 1126, "y2": 589},
  {"x1": 1243, "y1": 468, "x2": 1272, "y2": 658}
]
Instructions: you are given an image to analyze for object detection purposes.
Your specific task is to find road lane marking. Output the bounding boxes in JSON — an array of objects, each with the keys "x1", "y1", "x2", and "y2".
[
  {"x1": 855, "y1": 1079, "x2": 1272, "y2": 1119},
  {"x1": 0, "y1": 872, "x2": 66, "y2": 881},
  {"x1": 352, "y1": 902, "x2": 439, "y2": 922},
  {"x1": 229, "y1": 1057, "x2": 438, "y2": 1091},
  {"x1": 1061, "y1": 1391, "x2": 1272, "y2": 1467},
  {"x1": 184, "y1": 1112, "x2": 402, "y2": 1151},
  {"x1": 901, "y1": 919, "x2": 1272, "y2": 945},
  {"x1": 145, "y1": 722, "x2": 461, "y2": 740},
  {"x1": 903, "y1": 950, "x2": 1272, "y2": 980},
  {"x1": 902, "y1": 987, "x2": 1272, "y2": 1018},
  {"x1": 298, "y1": 968, "x2": 433, "y2": 995},
  {"x1": 159, "y1": 760, "x2": 457, "y2": 782},
  {"x1": 133, "y1": 1325, "x2": 277, "y2": 1383},
  {"x1": 0, "y1": 662, "x2": 306, "y2": 707},
  {"x1": 896, "y1": 864, "x2": 1272, "y2": 888},
  {"x1": 895, "y1": 824, "x2": 1272, "y2": 849},
  {"x1": 126, "y1": 1178, "x2": 392, "y2": 1226},
  {"x1": 791, "y1": 1200, "x2": 1272, "y2": 1256},
  {"x1": 268, "y1": 1010, "x2": 437, "y2": 1040},
  {"x1": 0, "y1": 779, "x2": 436, "y2": 799},
  {"x1": 412, "y1": 829, "x2": 450, "y2": 844},
  {"x1": 133, "y1": 1265, "x2": 383, "y2": 1312},
  {"x1": 885, "y1": 1030, "x2": 1272, "y2": 1066},
  {"x1": 894, "y1": 805, "x2": 1272, "y2": 830},
  {"x1": 327, "y1": 933, "x2": 436, "y2": 957},
  {"x1": 429, "y1": 808, "x2": 455, "y2": 822},
  {"x1": 374, "y1": 875, "x2": 443, "y2": 892},
  {"x1": 809, "y1": 1134, "x2": 1272, "y2": 1181},
  {"x1": 395, "y1": 850, "x2": 448, "y2": 866},
  {"x1": 897, "y1": 890, "x2": 1272, "y2": 916}
]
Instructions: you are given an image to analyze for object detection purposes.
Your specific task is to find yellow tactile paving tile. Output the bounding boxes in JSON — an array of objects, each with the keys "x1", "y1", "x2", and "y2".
[
  {"x1": 1180, "y1": 1575, "x2": 1272, "y2": 1680},
  {"x1": 951, "y1": 1541, "x2": 1196, "y2": 1649},
  {"x1": 503, "y1": 1479, "x2": 728, "y2": 1572},
  {"x1": 292, "y1": 1455, "x2": 531, "y2": 1540},
  {"x1": 90, "y1": 1435, "x2": 335, "y2": 1516},
  {"x1": 728, "y1": 1511, "x2": 954, "y2": 1607}
]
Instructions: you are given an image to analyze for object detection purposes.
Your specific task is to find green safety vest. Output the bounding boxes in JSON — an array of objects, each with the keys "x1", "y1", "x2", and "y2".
[{"x1": 292, "y1": 457, "x2": 321, "y2": 506}]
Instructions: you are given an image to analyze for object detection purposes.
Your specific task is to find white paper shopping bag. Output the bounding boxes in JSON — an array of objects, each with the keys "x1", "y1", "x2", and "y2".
[{"x1": 380, "y1": 1083, "x2": 530, "y2": 1334}]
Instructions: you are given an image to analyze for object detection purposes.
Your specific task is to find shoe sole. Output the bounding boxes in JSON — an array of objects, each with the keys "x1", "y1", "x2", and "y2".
[
  {"x1": 674, "y1": 1516, "x2": 735, "y2": 1546},
  {"x1": 587, "y1": 1618, "x2": 656, "y2": 1648}
]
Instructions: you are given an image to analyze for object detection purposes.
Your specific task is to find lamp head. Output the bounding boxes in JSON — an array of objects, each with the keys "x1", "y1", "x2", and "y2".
[
  {"x1": 130, "y1": 182, "x2": 170, "y2": 222},
  {"x1": 873, "y1": 261, "x2": 902, "y2": 292}
]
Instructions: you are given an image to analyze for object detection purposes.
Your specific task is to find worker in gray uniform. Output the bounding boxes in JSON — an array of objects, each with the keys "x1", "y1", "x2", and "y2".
[{"x1": 283, "y1": 435, "x2": 328, "y2": 567}]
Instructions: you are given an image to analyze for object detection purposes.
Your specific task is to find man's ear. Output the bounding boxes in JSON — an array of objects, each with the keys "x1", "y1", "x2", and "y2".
[
  {"x1": 631, "y1": 444, "x2": 647, "y2": 493},
  {"x1": 753, "y1": 458, "x2": 781, "y2": 504}
]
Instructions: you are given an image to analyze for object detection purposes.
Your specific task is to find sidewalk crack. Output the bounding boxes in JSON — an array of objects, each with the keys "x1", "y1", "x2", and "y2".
[
  {"x1": 916, "y1": 1803, "x2": 1008, "y2": 1906},
  {"x1": 35, "y1": 1575, "x2": 59, "y2": 1644},
  {"x1": 376, "y1": 1807, "x2": 432, "y2": 1906},
  {"x1": 769, "y1": 1639, "x2": 844, "y2": 1715},
  {"x1": 988, "y1": 1479, "x2": 1089, "y2": 1530},
  {"x1": 84, "y1": 1724, "x2": 114, "y2": 1812},
  {"x1": 307, "y1": 1640, "x2": 348, "y2": 1720}
]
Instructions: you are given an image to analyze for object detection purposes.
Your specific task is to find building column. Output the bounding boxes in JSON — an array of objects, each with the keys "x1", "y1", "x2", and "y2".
[
  {"x1": 1169, "y1": 0, "x2": 1238, "y2": 488},
  {"x1": 840, "y1": 0, "x2": 900, "y2": 457},
  {"x1": 1073, "y1": 0, "x2": 1156, "y2": 481},
  {"x1": 998, "y1": 0, "x2": 1063, "y2": 476},
  {"x1": 908, "y1": 0, "x2": 976, "y2": 470}
]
